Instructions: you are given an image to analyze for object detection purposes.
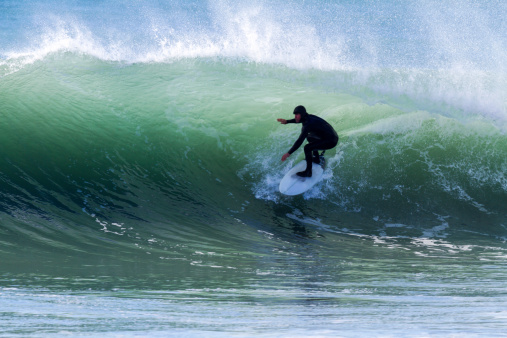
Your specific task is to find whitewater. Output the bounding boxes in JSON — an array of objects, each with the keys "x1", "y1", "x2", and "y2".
[{"x1": 1, "y1": 0, "x2": 506, "y2": 336}]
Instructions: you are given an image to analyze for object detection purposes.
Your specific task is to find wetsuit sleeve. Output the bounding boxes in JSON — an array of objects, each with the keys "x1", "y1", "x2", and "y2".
[
  {"x1": 286, "y1": 119, "x2": 297, "y2": 124},
  {"x1": 288, "y1": 125, "x2": 308, "y2": 154}
]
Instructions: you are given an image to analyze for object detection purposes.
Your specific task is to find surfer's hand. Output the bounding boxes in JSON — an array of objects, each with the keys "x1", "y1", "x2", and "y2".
[
  {"x1": 281, "y1": 153, "x2": 290, "y2": 161},
  {"x1": 277, "y1": 118, "x2": 287, "y2": 124}
]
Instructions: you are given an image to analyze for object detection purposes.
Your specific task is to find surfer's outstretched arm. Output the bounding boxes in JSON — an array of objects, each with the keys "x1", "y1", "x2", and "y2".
[{"x1": 277, "y1": 118, "x2": 297, "y2": 124}]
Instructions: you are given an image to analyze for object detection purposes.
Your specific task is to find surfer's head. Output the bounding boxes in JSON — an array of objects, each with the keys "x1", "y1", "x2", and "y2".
[
  {"x1": 293, "y1": 105, "x2": 307, "y2": 115},
  {"x1": 293, "y1": 105, "x2": 308, "y2": 123}
]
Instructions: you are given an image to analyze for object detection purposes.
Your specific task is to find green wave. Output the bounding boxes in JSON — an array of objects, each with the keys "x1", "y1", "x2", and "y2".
[{"x1": 1, "y1": 54, "x2": 505, "y2": 259}]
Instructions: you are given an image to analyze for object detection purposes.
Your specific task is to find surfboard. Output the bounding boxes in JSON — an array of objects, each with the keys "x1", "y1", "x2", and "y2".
[{"x1": 279, "y1": 156, "x2": 326, "y2": 195}]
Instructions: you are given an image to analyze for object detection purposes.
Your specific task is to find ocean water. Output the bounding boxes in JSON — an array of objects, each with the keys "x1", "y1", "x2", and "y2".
[{"x1": 1, "y1": 0, "x2": 506, "y2": 336}]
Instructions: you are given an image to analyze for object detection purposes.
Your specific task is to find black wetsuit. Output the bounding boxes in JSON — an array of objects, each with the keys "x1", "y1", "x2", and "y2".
[{"x1": 287, "y1": 114, "x2": 338, "y2": 175}]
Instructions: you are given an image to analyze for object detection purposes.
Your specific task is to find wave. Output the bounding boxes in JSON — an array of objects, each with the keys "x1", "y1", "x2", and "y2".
[
  {"x1": 1, "y1": 54, "x2": 505, "y2": 241},
  {"x1": 0, "y1": 1, "x2": 506, "y2": 259}
]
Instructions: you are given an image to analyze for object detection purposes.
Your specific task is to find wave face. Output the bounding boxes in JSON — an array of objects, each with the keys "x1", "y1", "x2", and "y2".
[{"x1": 0, "y1": 0, "x2": 506, "y2": 265}]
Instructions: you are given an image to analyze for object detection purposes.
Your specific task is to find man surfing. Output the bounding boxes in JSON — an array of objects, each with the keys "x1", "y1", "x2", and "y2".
[{"x1": 277, "y1": 105, "x2": 338, "y2": 177}]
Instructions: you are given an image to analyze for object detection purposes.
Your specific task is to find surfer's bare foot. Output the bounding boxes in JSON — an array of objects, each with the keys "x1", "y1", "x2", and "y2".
[{"x1": 297, "y1": 170, "x2": 312, "y2": 177}]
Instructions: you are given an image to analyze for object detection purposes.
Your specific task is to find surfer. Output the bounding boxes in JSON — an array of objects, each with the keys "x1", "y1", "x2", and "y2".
[{"x1": 277, "y1": 105, "x2": 338, "y2": 177}]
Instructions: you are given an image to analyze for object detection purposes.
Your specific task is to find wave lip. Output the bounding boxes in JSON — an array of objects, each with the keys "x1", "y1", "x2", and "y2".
[
  {"x1": 1, "y1": 1, "x2": 506, "y2": 124},
  {"x1": 3, "y1": 0, "x2": 505, "y2": 68}
]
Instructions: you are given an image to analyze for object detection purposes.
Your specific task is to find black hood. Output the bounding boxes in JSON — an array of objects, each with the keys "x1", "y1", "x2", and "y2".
[{"x1": 293, "y1": 105, "x2": 308, "y2": 121}]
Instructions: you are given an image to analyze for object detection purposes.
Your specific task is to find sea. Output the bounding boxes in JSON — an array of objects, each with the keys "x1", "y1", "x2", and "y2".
[{"x1": 1, "y1": 0, "x2": 506, "y2": 336}]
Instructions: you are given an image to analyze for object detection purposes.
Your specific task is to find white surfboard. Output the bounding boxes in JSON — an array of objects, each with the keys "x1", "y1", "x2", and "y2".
[{"x1": 279, "y1": 157, "x2": 325, "y2": 195}]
